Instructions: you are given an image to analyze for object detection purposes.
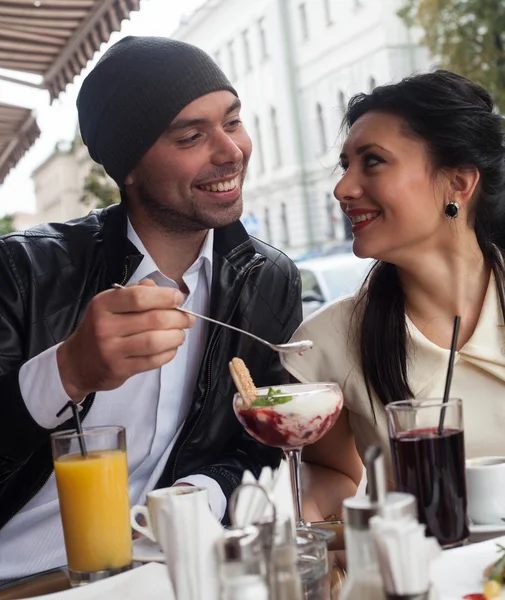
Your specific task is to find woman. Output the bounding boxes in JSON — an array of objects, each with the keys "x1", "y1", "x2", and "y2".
[{"x1": 283, "y1": 70, "x2": 505, "y2": 524}]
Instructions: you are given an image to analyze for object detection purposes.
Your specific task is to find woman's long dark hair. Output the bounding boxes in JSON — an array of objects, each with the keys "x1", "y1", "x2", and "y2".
[{"x1": 343, "y1": 70, "x2": 505, "y2": 408}]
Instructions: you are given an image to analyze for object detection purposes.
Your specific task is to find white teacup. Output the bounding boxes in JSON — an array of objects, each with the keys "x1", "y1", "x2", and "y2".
[
  {"x1": 130, "y1": 485, "x2": 207, "y2": 542},
  {"x1": 466, "y1": 456, "x2": 505, "y2": 525}
]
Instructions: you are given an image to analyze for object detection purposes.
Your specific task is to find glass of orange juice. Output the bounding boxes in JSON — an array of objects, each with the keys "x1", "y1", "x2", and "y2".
[{"x1": 51, "y1": 426, "x2": 132, "y2": 587}]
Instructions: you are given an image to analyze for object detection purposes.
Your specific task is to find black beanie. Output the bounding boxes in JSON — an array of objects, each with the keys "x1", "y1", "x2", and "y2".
[{"x1": 77, "y1": 36, "x2": 238, "y2": 187}]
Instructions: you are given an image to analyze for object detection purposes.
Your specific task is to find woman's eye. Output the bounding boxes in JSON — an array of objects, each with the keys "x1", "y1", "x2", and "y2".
[
  {"x1": 339, "y1": 161, "x2": 349, "y2": 172},
  {"x1": 364, "y1": 154, "x2": 383, "y2": 168}
]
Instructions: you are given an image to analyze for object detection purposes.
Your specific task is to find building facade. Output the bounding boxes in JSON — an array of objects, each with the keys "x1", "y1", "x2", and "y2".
[
  {"x1": 173, "y1": 0, "x2": 430, "y2": 257},
  {"x1": 31, "y1": 138, "x2": 95, "y2": 226}
]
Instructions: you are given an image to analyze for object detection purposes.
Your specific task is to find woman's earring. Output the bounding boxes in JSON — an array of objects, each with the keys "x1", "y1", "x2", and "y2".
[{"x1": 445, "y1": 201, "x2": 459, "y2": 219}]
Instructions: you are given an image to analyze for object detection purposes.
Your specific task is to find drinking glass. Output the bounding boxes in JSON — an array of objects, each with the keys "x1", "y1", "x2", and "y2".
[
  {"x1": 51, "y1": 426, "x2": 132, "y2": 586},
  {"x1": 296, "y1": 528, "x2": 330, "y2": 600},
  {"x1": 233, "y1": 382, "x2": 343, "y2": 525},
  {"x1": 386, "y1": 398, "x2": 469, "y2": 548}
]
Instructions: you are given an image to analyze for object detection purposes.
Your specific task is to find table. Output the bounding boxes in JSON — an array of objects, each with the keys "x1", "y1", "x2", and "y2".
[
  {"x1": 0, "y1": 561, "x2": 155, "y2": 600},
  {"x1": 0, "y1": 570, "x2": 69, "y2": 599}
]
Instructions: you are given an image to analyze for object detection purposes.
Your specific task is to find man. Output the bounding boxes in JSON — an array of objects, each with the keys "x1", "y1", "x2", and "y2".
[{"x1": 0, "y1": 36, "x2": 301, "y2": 578}]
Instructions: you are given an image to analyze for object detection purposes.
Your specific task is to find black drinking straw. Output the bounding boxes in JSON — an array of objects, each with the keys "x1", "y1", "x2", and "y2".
[
  {"x1": 437, "y1": 315, "x2": 461, "y2": 436},
  {"x1": 56, "y1": 401, "x2": 87, "y2": 456}
]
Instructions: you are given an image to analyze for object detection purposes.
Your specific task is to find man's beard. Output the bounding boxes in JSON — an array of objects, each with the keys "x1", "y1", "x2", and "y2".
[{"x1": 137, "y1": 183, "x2": 243, "y2": 234}]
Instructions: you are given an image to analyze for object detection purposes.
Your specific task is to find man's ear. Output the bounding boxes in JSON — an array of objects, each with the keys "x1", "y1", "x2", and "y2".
[{"x1": 124, "y1": 173, "x2": 134, "y2": 186}]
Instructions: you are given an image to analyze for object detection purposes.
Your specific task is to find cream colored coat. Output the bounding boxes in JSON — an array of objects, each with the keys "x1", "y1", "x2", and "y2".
[{"x1": 282, "y1": 275, "x2": 505, "y2": 487}]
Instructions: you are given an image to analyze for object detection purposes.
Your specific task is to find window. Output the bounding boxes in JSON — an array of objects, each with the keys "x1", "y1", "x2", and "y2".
[
  {"x1": 280, "y1": 202, "x2": 290, "y2": 246},
  {"x1": 326, "y1": 193, "x2": 336, "y2": 239},
  {"x1": 299, "y1": 3, "x2": 309, "y2": 40},
  {"x1": 369, "y1": 76, "x2": 377, "y2": 91},
  {"x1": 264, "y1": 207, "x2": 272, "y2": 243},
  {"x1": 323, "y1": 0, "x2": 333, "y2": 25},
  {"x1": 227, "y1": 41, "x2": 237, "y2": 80},
  {"x1": 242, "y1": 29, "x2": 252, "y2": 72},
  {"x1": 258, "y1": 17, "x2": 268, "y2": 61},
  {"x1": 316, "y1": 103, "x2": 327, "y2": 154},
  {"x1": 338, "y1": 91, "x2": 346, "y2": 114},
  {"x1": 270, "y1": 107, "x2": 282, "y2": 167},
  {"x1": 254, "y1": 115, "x2": 265, "y2": 175}
]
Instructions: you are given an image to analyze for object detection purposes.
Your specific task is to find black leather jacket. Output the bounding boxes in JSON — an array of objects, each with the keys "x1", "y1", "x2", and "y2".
[{"x1": 0, "y1": 203, "x2": 301, "y2": 529}]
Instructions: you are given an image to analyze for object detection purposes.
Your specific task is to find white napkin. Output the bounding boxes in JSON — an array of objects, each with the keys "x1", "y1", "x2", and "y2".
[
  {"x1": 233, "y1": 461, "x2": 296, "y2": 528},
  {"x1": 269, "y1": 460, "x2": 296, "y2": 524},
  {"x1": 157, "y1": 487, "x2": 224, "y2": 600},
  {"x1": 19, "y1": 563, "x2": 174, "y2": 600},
  {"x1": 233, "y1": 467, "x2": 274, "y2": 526},
  {"x1": 369, "y1": 515, "x2": 441, "y2": 596}
]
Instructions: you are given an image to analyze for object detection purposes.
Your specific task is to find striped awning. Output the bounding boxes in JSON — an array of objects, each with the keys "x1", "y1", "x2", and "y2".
[
  {"x1": 0, "y1": 0, "x2": 141, "y2": 101},
  {"x1": 0, "y1": 0, "x2": 141, "y2": 185},
  {"x1": 0, "y1": 102, "x2": 40, "y2": 184}
]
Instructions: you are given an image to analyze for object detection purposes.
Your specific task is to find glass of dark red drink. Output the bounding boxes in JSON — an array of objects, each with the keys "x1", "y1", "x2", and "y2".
[{"x1": 386, "y1": 398, "x2": 469, "y2": 548}]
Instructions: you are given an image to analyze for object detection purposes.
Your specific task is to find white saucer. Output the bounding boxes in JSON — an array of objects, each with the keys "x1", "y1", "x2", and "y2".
[
  {"x1": 132, "y1": 537, "x2": 165, "y2": 563},
  {"x1": 470, "y1": 522, "x2": 505, "y2": 534},
  {"x1": 469, "y1": 521, "x2": 505, "y2": 544}
]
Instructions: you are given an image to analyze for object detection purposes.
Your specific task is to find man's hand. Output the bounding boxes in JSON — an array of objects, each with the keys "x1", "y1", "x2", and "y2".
[{"x1": 57, "y1": 280, "x2": 195, "y2": 401}]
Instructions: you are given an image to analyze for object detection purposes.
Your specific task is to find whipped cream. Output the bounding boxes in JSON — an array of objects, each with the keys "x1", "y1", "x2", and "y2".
[{"x1": 237, "y1": 385, "x2": 343, "y2": 449}]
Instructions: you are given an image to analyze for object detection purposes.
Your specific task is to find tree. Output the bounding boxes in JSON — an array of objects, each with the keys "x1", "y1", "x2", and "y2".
[
  {"x1": 80, "y1": 163, "x2": 120, "y2": 209},
  {"x1": 0, "y1": 215, "x2": 15, "y2": 236},
  {"x1": 399, "y1": 0, "x2": 505, "y2": 111}
]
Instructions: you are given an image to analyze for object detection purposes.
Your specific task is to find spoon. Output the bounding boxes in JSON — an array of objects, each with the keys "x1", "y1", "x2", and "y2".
[{"x1": 111, "y1": 283, "x2": 313, "y2": 355}]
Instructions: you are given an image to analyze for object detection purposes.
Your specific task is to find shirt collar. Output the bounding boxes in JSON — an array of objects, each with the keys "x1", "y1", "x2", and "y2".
[
  {"x1": 406, "y1": 272, "x2": 505, "y2": 395},
  {"x1": 126, "y1": 218, "x2": 214, "y2": 290}
]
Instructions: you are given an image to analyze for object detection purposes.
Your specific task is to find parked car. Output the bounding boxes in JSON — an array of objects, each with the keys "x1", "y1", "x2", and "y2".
[
  {"x1": 321, "y1": 240, "x2": 354, "y2": 256},
  {"x1": 297, "y1": 253, "x2": 374, "y2": 318}
]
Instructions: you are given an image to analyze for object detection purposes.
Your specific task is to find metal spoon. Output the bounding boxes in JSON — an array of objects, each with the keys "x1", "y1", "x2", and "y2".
[{"x1": 111, "y1": 283, "x2": 313, "y2": 355}]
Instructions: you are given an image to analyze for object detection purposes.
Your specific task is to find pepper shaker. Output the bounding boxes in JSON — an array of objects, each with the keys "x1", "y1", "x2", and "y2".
[{"x1": 216, "y1": 526, "x2": 269, "y2": 600}]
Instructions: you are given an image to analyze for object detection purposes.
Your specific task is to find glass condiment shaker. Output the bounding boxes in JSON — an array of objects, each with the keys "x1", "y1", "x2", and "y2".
[
  {"x1": 340, "y1": 446, "x2": 418, "y2": 600},
  {"x1": 340, "y1": 492, "x2": 418, "y2": 600},
  {"x1": 216, "y1": 526, "x2": 269, "y2": 600},
  {"x1": 271, "y1": 518, "x2": 304, "y2": 600}
]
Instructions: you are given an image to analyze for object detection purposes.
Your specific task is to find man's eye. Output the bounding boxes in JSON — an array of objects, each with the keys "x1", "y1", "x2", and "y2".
[
  {"x1": 339, "y1": 161, "x2": 349, "y2": 172},
  {"x1": 226, "y1": 119, "x2": 242, "y2": 129},
  {"x1": 178, "y1": 133, "x2": 201, "y2": 145}
]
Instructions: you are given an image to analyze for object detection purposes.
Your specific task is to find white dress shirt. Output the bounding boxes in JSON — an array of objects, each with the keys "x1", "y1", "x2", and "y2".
[{"x1": 0, "y1": 222, "x2": 225, "y2": 579}]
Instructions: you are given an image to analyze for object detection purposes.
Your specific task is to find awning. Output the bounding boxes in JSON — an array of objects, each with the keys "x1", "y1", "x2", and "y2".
[
  {"x1": 0, "y1": 0, "x2": 141, "y2": 185},
  {"x1": 0, "y1": 0, "x2": 141, "y2": 100},
  {"x1": 0, "y1": 102, "x2": 40, "y2": 185}
]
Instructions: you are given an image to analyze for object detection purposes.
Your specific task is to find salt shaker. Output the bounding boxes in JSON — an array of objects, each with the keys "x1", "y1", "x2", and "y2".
[
  {"x1": 272, "y1": 518, "x2": 304, "y2": 600},
  {"x1": 340, "y1": 446, "x2": 418, "y2": 600},
  {"x1": 216, "y1": 526, "x2": 269, "y2": 600}
]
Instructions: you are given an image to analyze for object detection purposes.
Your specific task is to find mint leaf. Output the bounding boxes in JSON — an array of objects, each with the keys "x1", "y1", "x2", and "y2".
[
  {"x1": 271, "y1": 395, "x2": 293, "y2": 405},
  {"x1": 251, "y1": 397, "x2": 274, "y2": 407},
  {"x1": 251, "y1": 387, "x2": 293, "y2": 407}
]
